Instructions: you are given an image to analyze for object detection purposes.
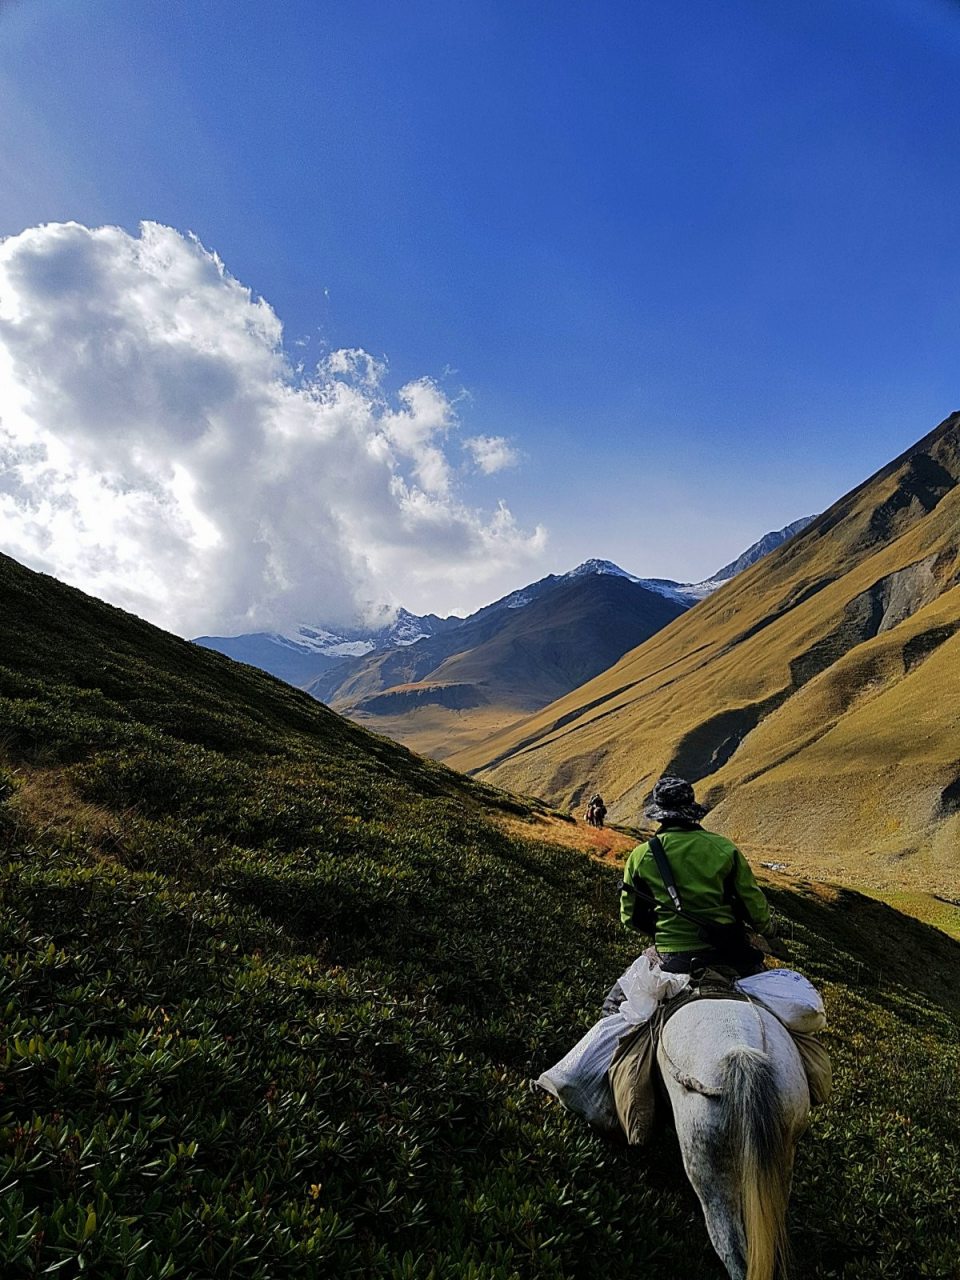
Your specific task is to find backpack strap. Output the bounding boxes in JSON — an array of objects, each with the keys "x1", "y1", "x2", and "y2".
[{"x1": 648, "y1": 835, "x2": 684, "y2": 914}]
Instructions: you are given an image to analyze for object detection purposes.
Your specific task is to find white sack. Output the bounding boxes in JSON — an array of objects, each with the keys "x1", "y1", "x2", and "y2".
[
  {"x1": 736, "y1": 968, "x2": 826, "y2": 1033},
  {"x1": 616, "y1": 954, "x2": 690, "y2": 1025},
  {"x1": 534, "y1": 1013, "x2": 627, "y2": 1131}
]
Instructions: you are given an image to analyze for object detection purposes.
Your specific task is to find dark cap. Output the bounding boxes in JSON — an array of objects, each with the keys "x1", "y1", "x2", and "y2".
[{"x1": 643, "y1": 775, "x2": 708, "y2": 824}]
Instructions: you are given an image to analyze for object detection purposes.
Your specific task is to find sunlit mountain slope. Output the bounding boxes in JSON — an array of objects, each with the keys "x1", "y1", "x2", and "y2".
[
  {"x1": 317, "y1": 571, "x2": 688, "y2": 760},
  {"x1": 458, "y1": 414, "x2": 960, "y2": 894}
]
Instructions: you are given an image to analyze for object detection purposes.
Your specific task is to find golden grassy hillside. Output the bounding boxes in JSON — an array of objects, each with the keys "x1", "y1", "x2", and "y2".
[
  {"x1": 456, "y1": 413, "x2": 960, "y2": 894},
  {"x1": 336, "y1": 698, "x2": 527, "y2": 763}
]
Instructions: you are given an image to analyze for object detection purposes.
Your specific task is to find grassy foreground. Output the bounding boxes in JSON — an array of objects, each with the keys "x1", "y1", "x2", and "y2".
[{"x1": 1, "y1": 551, "x2": 959, "y2": 1279}]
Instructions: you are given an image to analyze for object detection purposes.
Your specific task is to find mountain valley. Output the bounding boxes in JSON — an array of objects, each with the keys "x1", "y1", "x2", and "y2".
[
  {"x1": 1, "y1": 544, "x2": 958, "y2": 1276},
  {"x1": 196, "y1": 521, "x2": 815, "y2": 763},
  {"x1": 458, "y1": 414, "x2": 960, "y2": 898}
]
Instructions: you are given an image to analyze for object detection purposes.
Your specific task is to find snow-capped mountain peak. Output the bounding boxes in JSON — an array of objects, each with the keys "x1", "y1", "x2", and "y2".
[
  {"x1": 267, "y1": 606, "x2": 460, "y2": 660},
  {"x1": 562, "y1": 559, "x2": 694, "y2": 605},
  {"x1": 566, "y1": 558, "x2": 639, "y2": 582},
  {"x1": 553, "y1": 520, "x2": 817, "y2": 608},
  {"x1": 389, "y1": 608, "x2": 436, "y2": 646},
  {"x1": 196, "y1": 517, "x2": 816, "y2": 689}
]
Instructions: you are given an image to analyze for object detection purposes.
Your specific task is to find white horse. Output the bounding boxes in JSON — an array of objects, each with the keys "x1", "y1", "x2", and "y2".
[{"x1": 658, "y1": 998, "x2": 811, "y2": 1280}]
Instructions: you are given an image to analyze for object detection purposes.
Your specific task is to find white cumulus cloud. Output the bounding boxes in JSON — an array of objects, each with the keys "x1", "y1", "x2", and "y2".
[
  {"x1": 463, "y1": 434, "x2": 521, "y2": 475},
  {"x1": 0, "y1": 221, "x2": 547, "y2": 636}
]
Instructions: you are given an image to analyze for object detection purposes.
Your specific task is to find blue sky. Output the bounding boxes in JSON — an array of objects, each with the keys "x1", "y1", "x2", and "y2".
[{"x1": 1, "y1": 0, "x2": 959, "y2": 630}]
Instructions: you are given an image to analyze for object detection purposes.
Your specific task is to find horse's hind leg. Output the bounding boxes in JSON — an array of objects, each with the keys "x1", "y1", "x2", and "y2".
[
  {"x1": 669, "y1": 1092, "x2": 747, "y2": 1280},
  {"x1": 694, "y1": 1180, "x2": 747, "y2": 1280}
]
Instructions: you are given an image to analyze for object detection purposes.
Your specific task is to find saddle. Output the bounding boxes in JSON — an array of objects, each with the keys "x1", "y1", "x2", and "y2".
[
  {"x1": 608, "y1": 966, "x2": 830, "y2": 1144},
  {"x1": 608, "y1": 967, "x2": 749, "y2": 1143}
]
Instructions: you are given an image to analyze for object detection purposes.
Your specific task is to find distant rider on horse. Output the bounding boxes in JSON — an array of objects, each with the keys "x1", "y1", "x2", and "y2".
[
  {"x1": 585, "y1": 793, "x2": 607, "y2": 828},
  {"x1": 619, "y1": 775, "x2": 779, "y2": 977}
]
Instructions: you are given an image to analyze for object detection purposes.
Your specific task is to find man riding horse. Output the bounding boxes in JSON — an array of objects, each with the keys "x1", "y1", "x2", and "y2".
[
  {"x1": 585, "y1": 793, "x2": 607, "y2": 828},
  {"x1": 619, "y1": 774, "x2": 779, "y2": 976},
  {"x1": 611, "y1": 775, "x2": 815, "y2": 1279},
  {"x1": 538, "y1": 773, "x2": 829, "y2": 1278}
]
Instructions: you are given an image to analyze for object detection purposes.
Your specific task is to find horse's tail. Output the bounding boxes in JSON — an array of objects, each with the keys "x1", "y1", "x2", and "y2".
[{"x1": 718, "y1": 1045, "x2": 792, "y2": 1280}]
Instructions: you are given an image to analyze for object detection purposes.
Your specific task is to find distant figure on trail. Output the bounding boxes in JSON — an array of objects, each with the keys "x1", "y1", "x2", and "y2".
[
  {"x1": 585, "y1": 793, "x2": 607, "y2": 828},
  {"x1": 618, "y1": 775, "x2": 779, "y2": 977}
]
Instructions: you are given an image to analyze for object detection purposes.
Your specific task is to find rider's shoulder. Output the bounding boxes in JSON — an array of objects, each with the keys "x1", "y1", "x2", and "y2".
[{"x1": 695, "y1": 828, "x2": 740, "y2": 855}]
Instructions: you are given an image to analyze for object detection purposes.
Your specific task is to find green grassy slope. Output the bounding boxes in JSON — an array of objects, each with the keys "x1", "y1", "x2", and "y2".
[{"x1": 1, "y1": 551, "x2": 958, "y2": 1279}]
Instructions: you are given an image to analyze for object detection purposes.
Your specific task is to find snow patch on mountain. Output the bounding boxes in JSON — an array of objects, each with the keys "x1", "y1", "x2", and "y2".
[
  {"x1": 271, "y1": 627, "x2": 374, "y2": 657},
  {"x1": 562, "y1": 559, "x2": 692, "y2": 605},
  {"x1": 553, "y1": 518, "x2": 817, "y2": 608},
  {"x1": 269, "y1": 605, "x2": 456, "y2": 660},
  {"x1": 708, "y1": 516, "x2": 816, "y2": 582},
  {"x1": 389, "y1": 608, "x2": 441, "y2": 645},
  {"x1": 566, "y1": 558, "x2": 639, "y2": 582}
]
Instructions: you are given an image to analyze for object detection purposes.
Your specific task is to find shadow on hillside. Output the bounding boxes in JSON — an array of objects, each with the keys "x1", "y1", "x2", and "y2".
[{"x1": 769, "y1": 881, "x2": 960, "y2": 1024}]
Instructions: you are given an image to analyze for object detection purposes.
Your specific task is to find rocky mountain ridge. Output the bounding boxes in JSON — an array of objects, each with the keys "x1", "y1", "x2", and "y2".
[{"x1": 194, "y1": 519, "x2": 815, "y2": 695}]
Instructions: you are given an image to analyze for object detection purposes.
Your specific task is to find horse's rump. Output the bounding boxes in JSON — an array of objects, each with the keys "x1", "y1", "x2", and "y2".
[
  {"x1": 658, "y1": 998, "x2": 808, "y2": 1105},
  {"x1": 658, "y1": 999, "x2": 810, "y2": 1280}
]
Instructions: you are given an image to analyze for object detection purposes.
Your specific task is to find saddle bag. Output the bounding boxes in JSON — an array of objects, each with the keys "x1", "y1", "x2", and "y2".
[
  {"x1": 790, "y1": 1030, "x2": 833, "y2": 1105},
  {"x1": 608, "y1": 1020, "x2": 659, "y2": 1144},
  {"x1": 735, "y1": 968, "x2": 827, "y2": 1033},
  {"x1": 534, "y1": 1012, "x2": 627, "y2": 1132}
]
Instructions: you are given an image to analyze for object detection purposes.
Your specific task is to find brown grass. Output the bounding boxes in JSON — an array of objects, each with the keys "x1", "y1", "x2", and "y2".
[
  {"x1": 3, "y1": 759, "x2": 125, "y2": 857},
  {"x1": 346, "y1": 702, "x2": 528, "y2": 762},
  {"x1": 495, "y1": 811, "x2": 638, "y2": 865}
]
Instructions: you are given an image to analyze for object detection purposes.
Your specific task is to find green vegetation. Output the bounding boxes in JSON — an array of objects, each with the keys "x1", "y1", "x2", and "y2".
[{"x1": 1, "y1": 550, "x2": 959, "y2": 1278}]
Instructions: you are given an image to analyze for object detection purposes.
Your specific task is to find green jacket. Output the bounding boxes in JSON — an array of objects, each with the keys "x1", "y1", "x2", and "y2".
[{"x1": 620, "y1": 825, "x2": 771, "y2": 953}]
